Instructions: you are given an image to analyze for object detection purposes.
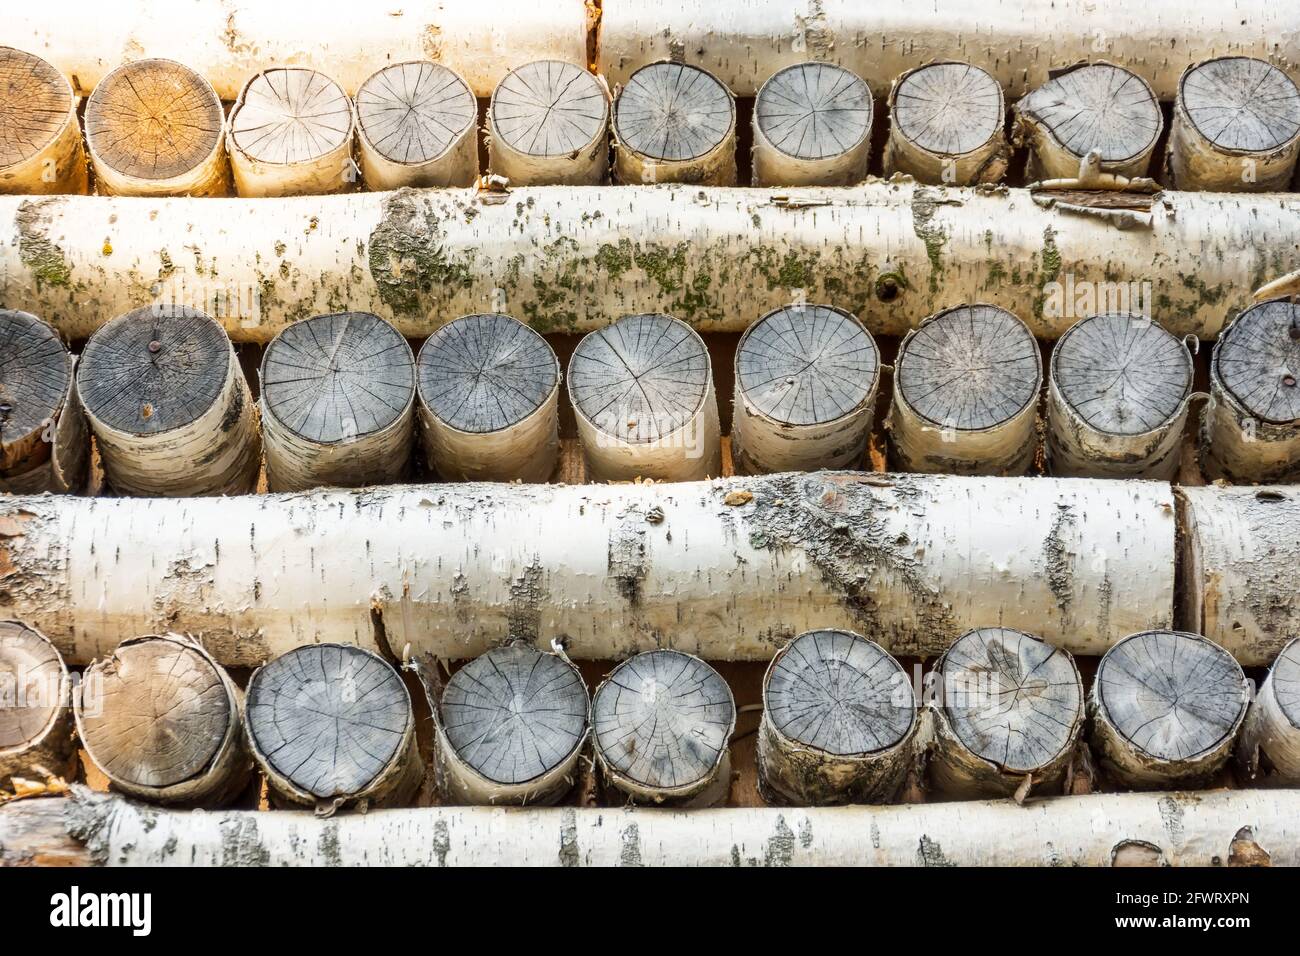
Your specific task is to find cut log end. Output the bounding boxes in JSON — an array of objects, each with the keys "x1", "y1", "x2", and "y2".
[
  {"x1": 247, "y1": 644, "x2": 417, "y2": 807},
  {"x1": 1239, "y1": 637, "x2": 1300, "y2": 782},
  {"x1": 439, "y1": 643, "x2": 588, "y2": 803},
  {"x1": 754, "y1": 61, "x2": 872, "y2": 165},
  {"x1": 357, "y1": 61, "x2": 476, "y2": 167},
  {"x1": 934, "y1": 627, "x2": 1083, "y2": 796},
  {"x1": 1053, "y1": 313, "x2": 1192, "y2": 435},
  {"x1": 0, "y1": 46, "x2": 78, "y2": 192},
  {"x1": 1215, "y1": 299, "x2": 1300, "y2": 425},
  {"x1": 1180, "y1": 57, "x2": 1300, "y2": 155},
  {"x1": 1093, "y1": 630, "x2": 1248, "y2": 787},
  {"x1": 491, "y1": 60, "x2": 607, "y2": 158},
  {"x1": 0, "y1": 309, "x2": 69, "y2": 474},
  {"x1": 230, "y1": 69, "x2": 352, "y2": 165},
  {"x1": 614, "y1": 62, "x2": 736, "y2": 184},
  {"x1": 0, "y1": 620, "x2": 72, "y2": 786},
  {"x1": 84, "y1": 58, "x2": 225, "y2": 194},
  {"x1": 592, "y1": 650, "x2": 735, "y2": 803},
  {"x1": 892, "y1": 62, "x2": 1004, "y2": 158}
]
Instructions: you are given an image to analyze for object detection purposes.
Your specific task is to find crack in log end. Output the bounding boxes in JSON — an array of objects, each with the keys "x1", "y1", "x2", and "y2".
[
  {"x1": 1044, "y1": 505, "x2": 1078, "y2": 623},
  {"x1": 506, "y1": 561, "x2": 546, "y2": 644},
  {"x1": 917, "y1": 834, "x2": 955, "y2": 866},
  {"x1": 559, "y1": 807, "x2": 580, "y2": 866},
  {"x1": 1228, "y1": 826, "x2": 1271, "y2": 867},
  {"x1": 14, "y1": 199, "x2": 72, "y2": 293},
  {"x1": 367, "y1": 190, "x2": 474, "y2": 319},
  {"x1": 743, "y1": 474, "x2": 956, "y2": 655},
  {"x1": 607, "y1": 512, "x2": 648, "y2": 608},
  {"x1": 1111, "y1": 839, "x2": 1165, "y2": 866}
]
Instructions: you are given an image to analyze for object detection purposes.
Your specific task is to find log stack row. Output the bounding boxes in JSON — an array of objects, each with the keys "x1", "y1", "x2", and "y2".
[{"x1": 8, "y1": 41, "x2": 1300, "y2": 195}]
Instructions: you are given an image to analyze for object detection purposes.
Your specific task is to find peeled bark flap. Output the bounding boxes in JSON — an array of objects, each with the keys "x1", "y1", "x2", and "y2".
[{"x1": 0, "y1": 473, "x2": 1176, "y2": 666}]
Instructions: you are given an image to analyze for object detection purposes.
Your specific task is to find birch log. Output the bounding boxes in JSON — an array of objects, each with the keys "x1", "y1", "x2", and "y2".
[
  {"x1": 5, "y1": 183, "x2": 1298, "y2": 344},
  {"x1": 1178, "y1": 485, "x2": 1300, "y2": 667},
  {"x1": 1046, "y1": 313, "x2": 1194, "y2": 479},
  {"x1": 751, "y1": 62, "x2": 872, "y2": 187},
  {"x1": 1169, "y1": 57, "x2": 1300, "y2": 192},
  {"x1": 246, "y1": 644, "x2": 422, "y2": 812},
  {"x1": 1201, "y1": 298, "x2": 1300, "y2": 483},
  {"x1": 9, "y1": 785, "x2": 1299, "y2": 866},
  {"x1": 930, "y1": 627, "x2": 1084, "y2": 798},
  {"x1": 84, "y1": 59, "x2": 229, "y2": 197},
  {"x1": 0, "y1": 47, "x2": 86, "y2": 195},
  {"x1": 74, "y1": 634, "x2": 251, "y2": 807},
  {"x1": 0, "y1": 621, "x2": 74, "y2": 789},
  {"x1": 436, "y1": 643, "x2": 589, "y2": 805},
  {"x1": 757, "y1": 629, "x2": 916, "y2": 806},
  {"x1": 227, "y1": 68, "x2": 355, "y2": 197},
  {"x1": 731, "y1": 304, "x2": 879, "y2": 474},
  {"x1": 613, "y1": 63, "x2": 737, "y2": 186},
  {"x1": 0, "y1": 309, "x2": 88, "y2": 494},
  {"x1": 568, "y1": 313, "x2": 721, "y2": 481},
  {"x1": 488, "y1": 61, "x2": 609, "y2": 187},
  {"x1": 1013, "y1": 63, "x2": 1163, "y2": 180},
  {"x1": 598, "y1": 1, "x2": 1300, "y2": 101},
  {"x1": 260, "y1": 311, "x2": 415, "y2": 492},
  {"x1": 883, "y1": 62, "x2": 1008, "y2": 186},
  {"x1": 9, "y1": 1, "x2": 588, "y2": 100},
  {"x1": 415, "y1": 313, "x2": 560, "y2": 482},
  {"x1": 1090, "y1": 630, "x2": 1249, "y2": 789},
  {"x1": 355, "y1": 62, "x2": 479, "y2": 190},
  {"x1": 1237, "y1": 638, "x2": 1300, "y2": 783},
  {"x1": 76, "y1": 306, "x2": 261, "y2": 497},
  {"x1": 592, "y1": 650, "x2": 735, "y2": 807},
  {"x1": 889, "y1": 304, "x2": 1042, "y2": 475},
  {"x1": 0, "y1": 472, "x2": 1179, "y2": 667}
]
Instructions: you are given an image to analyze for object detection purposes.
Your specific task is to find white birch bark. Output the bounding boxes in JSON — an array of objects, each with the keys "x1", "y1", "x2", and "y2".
[
  {"x1": 355, "y1": 62, "x2": 480, "y2": 191},
  {"x1": 1178, "y1": 485, "x2": 1300, "y2": 667},
  {"x1": 597, "y1": 1, "x2": 1300, "y2": 101},
  {"x1": 0, "y1": 620, "x2": 74, "y2": 789},
  {"x1": 10, "y1": 1, "x2": 588, "y2": 99},
  {"x1": 1168, "y1": 57, "x2": 1300, "y2": 193},
  {"x1": 883, "y1": 62, "x2": 1009, "y2": 186},
  {"x1": 612, "y1": 63, "x2": 737, "y2": 186},
  {"x1": 76, "y1": 307, "x2": 261, "y2": 497},
  {"x1": 488, "y1": 61, "x2": 609, "y2": 187},
  {"x1": 1089, "y1": 630, "x2": 1250, "y2": 789},
  {"x1": 84, "y1": 59, "x2": 229, "y2": 198},
  {"x1": 3, "y1": 183, "x2": 1294, "y2": 344},
  {"x1": 1045, "y1": 313, "x2": 1196, "y2": 480},
  {"x1": 19, "y1": 785, "x2": 1300, "y2": 866},
  {"x1": 751, "y1": 63, "x2": 873, "y2": 187},
  {"x1": 73, "y1": 634, "x2": 252, "y2": 807},
  {"x1": 1237, "y1": 638, "x2": 1300, "y2": 783},
  {"x1": 0, "y1": 47, "x2": 87, "y2": 196},
  {"x1": 0, "y1": 472, "x2": 1177, "y2": 667}
]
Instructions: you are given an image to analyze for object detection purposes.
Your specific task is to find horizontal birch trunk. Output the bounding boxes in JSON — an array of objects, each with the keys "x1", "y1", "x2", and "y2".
[
  {"x1": 11, "y1": 1, "x2": 588, "y2": 99},
  {"x1": 1178, "y1": 485, "x2": 1300, "y2": 666},
  {"x1": 0, "y1": 472, "x2": 1176, "y2": 667},
  {"x1": 5, "y1": 786, "x2": 1297, "y2": 866},
  {"x1": 597, "y1": 1, "x2": 1300, "y2": 100},
  {"x1": 1, "y1": 183, "x2": 1291, "y2": 343}
]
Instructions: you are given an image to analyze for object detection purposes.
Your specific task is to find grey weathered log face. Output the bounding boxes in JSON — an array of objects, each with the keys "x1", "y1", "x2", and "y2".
[
  {"x1": 1052, "y1": 313, "x2": 1192, "y2": 435},
  {"x1": 356, "y1": 61, "x2": 476, "y2": 166},
  {"x1": 1096, "y1": 630, "x2": 1248, "y2": 763},
  {"x1": 765, "y1": 629, "x2": 913, "y2": 755},
  {"x1": 417, "y1": 313, "x2": 558, "y2": 433},
  {"x1": 0, "y1": 47, "x2": 72, "y2": 173},
  {"x1": 79, "y1": 638, "x2": 231, "y2": 789},
  {"x1": 0, "y1": 310, "x2": 69, "y2": 472},
  {"x1": 1018, "y1": 63, "x2": 1161, "y2": 163},
  {"x1": 939, "y1": 627, "x2": 1082, "y2": 773},
  {"x1": 0, "y1": 621, "x2": 64, "y2": 752},
  {"x1": 755, "y1": 63, "x2": 872, "y2": 160},
  {"x1": 736, "y1": 304, "x2": 878, "y2": 427},
  {"x1": 84, "y1": 59, "x2": 223, "y2": 183},
  {"x1": 77, "y1": 306, "x2": 231, "y2": 435},
  {"x1": 261, "y1": 311, "x2": 414, "y2": 444},
  {"x1": 568, "y1": 313, "x2": 711, "y2": 443},
  {"x1": 490, "y1": 60, "x2": 608, "y2": 158},
  {"x1": 1180, "y1": 58, "x2": 1300, "y2": 155},
  {"x1": 230, "y1": 68, "x2": 352, "y2": 165},
  {"x1": 440, "y1": 644, "x2": 588, "y2": 785},
  {"x1": 1214, "y1": 299, "x2": 1300, "y2": 425},
  {"x1": 592, "y1": 650, "x2": 735, "y2": 791},
  {"x1": 897, "y1": 305, "x2": 1040, "y2": 430},
  {"x1": 614, "y1": 62, "x2": 735, "y2": 162},
  {"x1": 247, "y1": 644, "x2": 411, "y2": 800},
  {"x1": 892, "y1": 62, "x2": 1004, "y2": 157},
  {"x1": 1274, "y1": 641, "x2": 1300, "y2": 732}
]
